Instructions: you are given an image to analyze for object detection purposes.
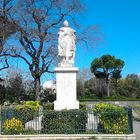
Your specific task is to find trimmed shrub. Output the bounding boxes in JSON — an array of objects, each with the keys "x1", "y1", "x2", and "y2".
[
  {"x1": 79, "y1": 102, "x2": 86, "y2": 110},
  {"x1": 15, "y1": 101, "x2": 40, "y2": 123},
  {"x1": 93, "y1": 103, "x2": 129, "y2": 134},
  {"x1": 42, "y1": 110, "x2": 87, "y2": 134},
  {"x1": 43, "y1": 102, "x2": 54, "y2": 111},
  {"x1": 3, "y1": 117, "x2": 24, "y2": 134}
]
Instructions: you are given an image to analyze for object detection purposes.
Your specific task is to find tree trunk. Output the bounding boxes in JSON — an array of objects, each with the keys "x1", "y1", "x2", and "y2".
[
  {"x1": 35, "y1": 77, "x2": 41, "y2": 101},
  {"x1": 106, "y1": 79, "x2": 110, "y2": 96},
  {"x1": 115, "y1": 79, "x2": 118, "y2": 91}
]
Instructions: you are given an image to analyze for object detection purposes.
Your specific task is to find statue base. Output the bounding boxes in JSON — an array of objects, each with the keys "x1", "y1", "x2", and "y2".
[{"x1": 54, "y1": 67, "x2": 79, "y2": 110}]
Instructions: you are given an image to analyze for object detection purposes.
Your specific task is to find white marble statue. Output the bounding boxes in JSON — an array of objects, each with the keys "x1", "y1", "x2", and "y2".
[{"x1": 58, "y1": 20, "x2": 76, "y2": 67}]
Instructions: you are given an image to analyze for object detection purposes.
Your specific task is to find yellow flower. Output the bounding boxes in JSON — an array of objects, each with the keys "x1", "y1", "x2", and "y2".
[{"x1": 3, "y1": 118, "x2": 24, "y2": 132}]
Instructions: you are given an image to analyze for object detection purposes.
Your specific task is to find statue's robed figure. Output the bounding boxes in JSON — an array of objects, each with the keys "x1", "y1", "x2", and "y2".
[{"x1": 58, "y1": 20, "x2": 76, "y2": 67}]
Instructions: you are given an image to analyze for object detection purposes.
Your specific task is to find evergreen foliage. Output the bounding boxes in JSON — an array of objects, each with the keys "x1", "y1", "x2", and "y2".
[{"x1": 42, "y1": 110, "x2": 87, "y2": 134}]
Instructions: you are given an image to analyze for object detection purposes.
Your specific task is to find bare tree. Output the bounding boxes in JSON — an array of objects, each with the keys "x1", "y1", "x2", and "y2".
[
  {"x1": 0, "y1": 0, "x2": 101, "y2": 100},
  {"x1": 0, "y1": 0, "x2": 16, "y2": 71}
]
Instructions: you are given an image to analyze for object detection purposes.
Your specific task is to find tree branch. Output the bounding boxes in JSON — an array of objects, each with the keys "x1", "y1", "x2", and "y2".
[
  {"x1": 44, "y1": 13, "x2": 64, "y2": 34},
  {"x1": 20, "y1": 37, "x2": 34, "y2": 57},
  {"x1": 0, "y1": 53, "x2": 31, "y2": 66},
  {"x1": 0, "y1": 56, "x2": 9, "y2": 71}
]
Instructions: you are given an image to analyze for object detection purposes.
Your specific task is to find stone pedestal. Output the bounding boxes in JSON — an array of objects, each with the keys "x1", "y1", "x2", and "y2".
[{"x1": 54, "y1": 67, "x2": 79, "y2": 110}]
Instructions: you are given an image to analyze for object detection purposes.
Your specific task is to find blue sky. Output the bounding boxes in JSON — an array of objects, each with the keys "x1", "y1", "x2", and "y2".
[
  {"x1": 75, "y1": 0, "x2": 140, "y2": 77},
  {"x1": 1, "y1": 0, "x2": 140, "y2": 82}
]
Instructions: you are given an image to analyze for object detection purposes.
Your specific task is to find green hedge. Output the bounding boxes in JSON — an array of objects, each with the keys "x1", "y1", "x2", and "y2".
[
  {"x1": 93, "y1": 103, "x2": 129, "y2": 134},
  {"x1": 42, "y1": 110, "x2": 87, "y2": 134},
  {"x1": 43, "y1": 102, "x2": 54, "y2": 111},
  {"x1": 79, "y1": 102, "x2": 86, "y2": 110}
]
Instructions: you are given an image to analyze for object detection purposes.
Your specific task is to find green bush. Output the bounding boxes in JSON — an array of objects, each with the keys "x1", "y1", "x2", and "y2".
[
  {"x1": 42, "y1": 110, "x2": 87, "y2": 134},
  {"x1": 93, "y1": 103, "x2": 129, "y2": 134},
  {"x1": 15, "y1": 101, "x2": 40, "y2": 123},
  {"x1": 43, "y1": 102, "x2": 54, "y2": 111},
  {"x1": 79, "y1": 102, "x2": 86, "y2": 110}
]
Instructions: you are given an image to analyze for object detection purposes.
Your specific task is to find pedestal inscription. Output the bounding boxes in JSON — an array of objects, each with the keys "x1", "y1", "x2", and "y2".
[{"x1": 54, "y1": 67, "x2": 79, "y2": 110}]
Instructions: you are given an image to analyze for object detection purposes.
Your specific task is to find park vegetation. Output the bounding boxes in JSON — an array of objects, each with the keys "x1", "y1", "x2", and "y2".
[
  {"x1": 93, "y1": 103, "x2": 131, "y2": 134},
  {"x1": 90, "y1": 54, "x2": 125, "y2": 97},
  {"x1": 77, "y1": 68, "x2": 140, "y2": 101},
  {"x1": 0, "y1": 69, "x2": 140, "y2": 104}
]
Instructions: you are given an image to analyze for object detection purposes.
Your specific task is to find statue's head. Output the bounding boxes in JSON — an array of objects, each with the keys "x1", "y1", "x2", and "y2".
[{"x1": 63, "y1": 20, "x2": 69, "y2": 27}]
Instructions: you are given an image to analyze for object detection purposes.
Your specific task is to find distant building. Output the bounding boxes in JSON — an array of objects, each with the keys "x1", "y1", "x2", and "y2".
[{"x1": 42, "y1": 81, "x2": 56, "y2": 90}]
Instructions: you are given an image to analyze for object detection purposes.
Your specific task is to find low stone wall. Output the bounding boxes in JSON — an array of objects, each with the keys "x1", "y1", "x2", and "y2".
[{"x1": 0, "y1": 134, "x2": 136, "y2": 140}]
